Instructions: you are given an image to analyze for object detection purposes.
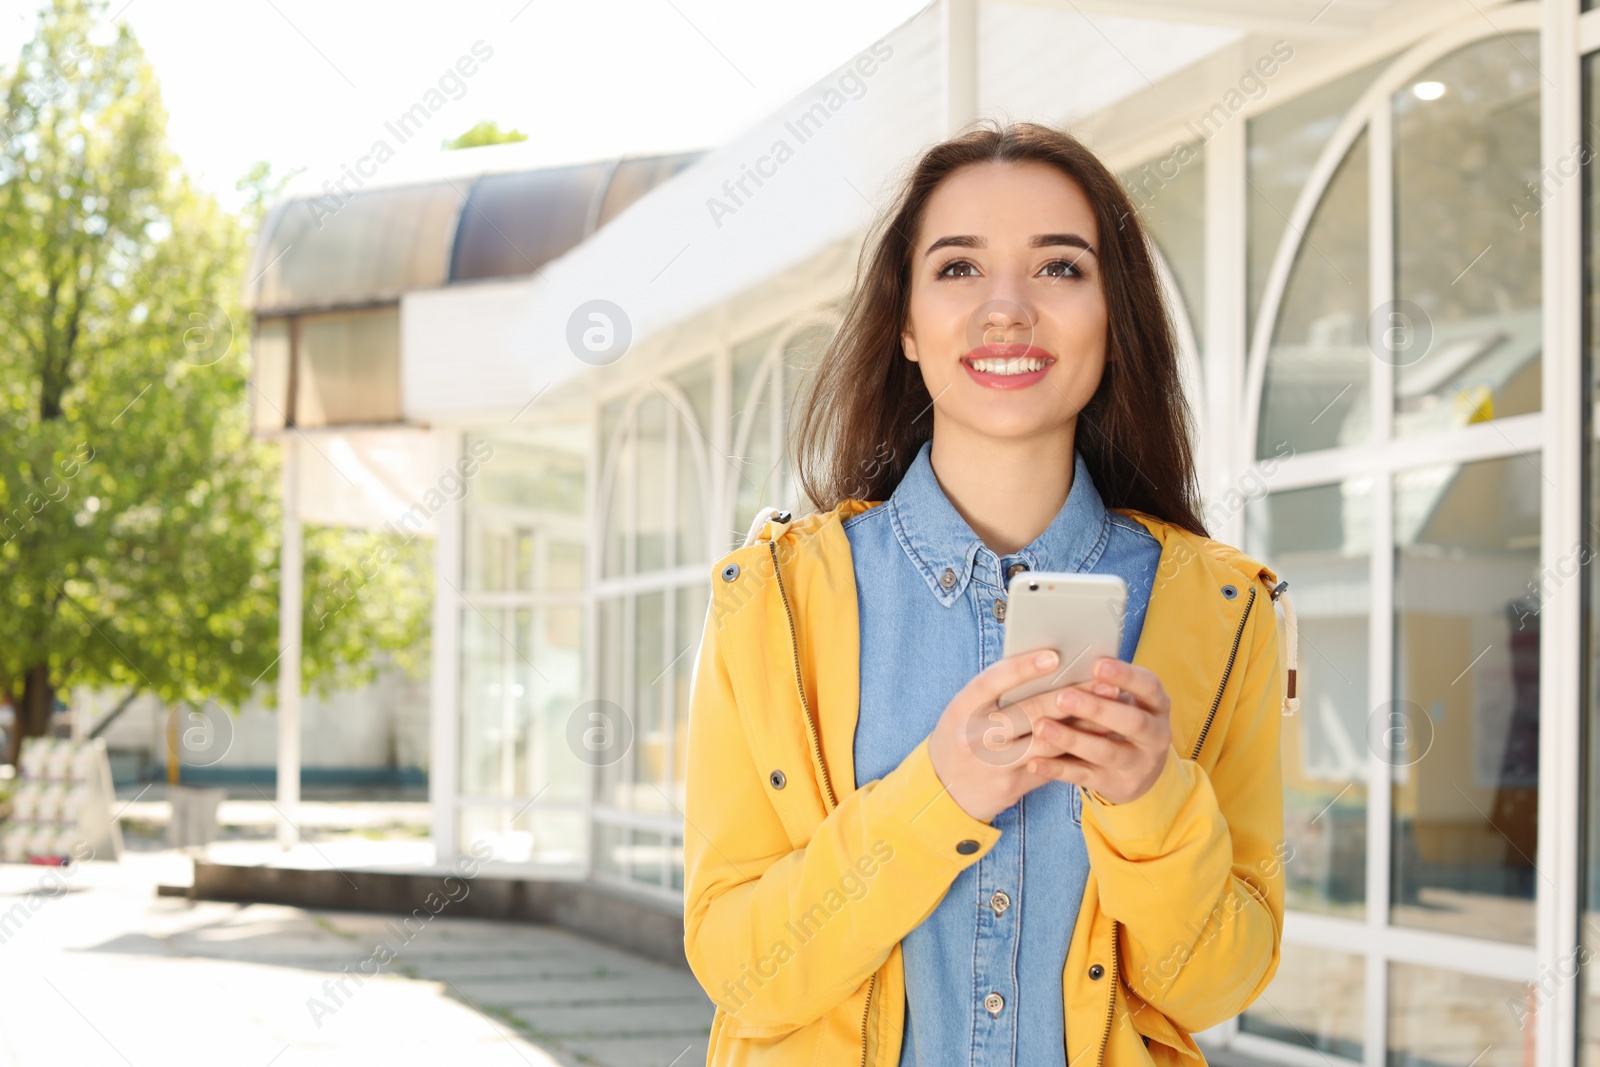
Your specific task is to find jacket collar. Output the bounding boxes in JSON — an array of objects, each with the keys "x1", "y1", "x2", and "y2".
[{"x1": 887, "y1": 439, "x2": 1110, "y2": 605}]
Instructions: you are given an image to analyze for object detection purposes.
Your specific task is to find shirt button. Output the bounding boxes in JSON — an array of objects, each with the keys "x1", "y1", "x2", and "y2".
[
  {"x1": 940, "y1": 567, "x2": 957, "y2": 590},
  {"x1": 1006, "y1": 562, "x2": 1029, "y2": 579},
  {"x1": 1089, "y1": 964, "x2": 1106, "y2": 980},
  {"x1": 993, "y1": 599, "x2": 1006, "y2": 622},
  {"x1": 956, "y1": 839, "x2": 980, "y2": 855},
  {"x1": 984, "y1": 991, "x2": 1004, "y2": 1016},
  {"x1": 989, "y1": 890, "x2": 1011, "y2": 915}
]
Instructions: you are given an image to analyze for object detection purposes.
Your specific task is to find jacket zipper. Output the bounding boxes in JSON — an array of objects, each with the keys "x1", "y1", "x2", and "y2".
[
  {"x1": 1093, "y1": 582, "x2": 1257, "y2": 1064},
  {"x1": 859, "y1": 973, "x2": 876, "y2": 1067},
  {"x1": 767, "y1": 540, "x2": 838, "y2": 810},
  {"x1": 769, "y1": 539, "x2": 875, "y2": 1061},
  {"x1": 1094, "y1": 920, "x2": 1121, "y2": 1067},
  {"x1": 1190, "y1": 585, "x2": 1255, "y2": 761}
]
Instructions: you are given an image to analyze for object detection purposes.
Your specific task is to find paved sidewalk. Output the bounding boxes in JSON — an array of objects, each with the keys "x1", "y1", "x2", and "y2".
[{"x1": 0, "y1": 852, "x2": 713, "y2": 1067}]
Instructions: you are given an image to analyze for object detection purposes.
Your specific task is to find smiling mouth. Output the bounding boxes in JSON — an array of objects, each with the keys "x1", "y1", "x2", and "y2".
[{"x1": 960, "y1": 343, "x2": 1056, "y2": 376}]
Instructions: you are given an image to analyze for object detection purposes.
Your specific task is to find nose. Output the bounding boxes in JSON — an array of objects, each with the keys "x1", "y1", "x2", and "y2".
[{"x1": 968, "y1": 297, "x2": 1036, "y2": 351}]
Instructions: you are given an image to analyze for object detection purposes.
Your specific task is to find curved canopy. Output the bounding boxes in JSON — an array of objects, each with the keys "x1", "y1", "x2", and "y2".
[{"x1": 243, "y1": 150, "x2": 704, "y2": 315}]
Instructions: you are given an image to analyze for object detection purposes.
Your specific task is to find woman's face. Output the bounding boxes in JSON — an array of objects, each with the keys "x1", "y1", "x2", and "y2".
[{"x1": 901, "y1": 160, "x2": 1108, "y2": 443}]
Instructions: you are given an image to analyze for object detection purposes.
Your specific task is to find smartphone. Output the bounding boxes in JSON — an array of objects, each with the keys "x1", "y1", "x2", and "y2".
[{"x1": 997, "y1": 572, "x2": 1127, "y2": 708}]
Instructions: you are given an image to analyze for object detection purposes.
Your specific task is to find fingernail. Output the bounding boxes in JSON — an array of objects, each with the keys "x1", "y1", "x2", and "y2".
[{"x1": 1036, "y1": 650, "x2": 1059, "y2": 669}]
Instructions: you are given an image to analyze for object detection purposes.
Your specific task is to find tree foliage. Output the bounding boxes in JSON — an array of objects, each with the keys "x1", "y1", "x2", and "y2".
[
  {"x1": 0, "y1": 0, "x2": 431, "y2": 762},
  {"x1": 442, "y1": 119, "x2": 528, "y2": 150}
]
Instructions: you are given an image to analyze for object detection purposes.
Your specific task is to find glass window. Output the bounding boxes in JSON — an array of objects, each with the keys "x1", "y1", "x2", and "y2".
[
  {"x1": 730, "y1": 326, "x2": 783, "y2": 542},
  {"x1": 1255, "y1": 132, "x2": 1370, "y2": 459},
  {"x1": 1248, "y1": 57, "x2": 1392, "y2": 332},
  {"x1": 1246, "y1": 479, "x2": 1370, "y2": 917},
  {"x1": 294, "y1": 306, "x2": 401, "y2": 427},
  {"x1": 592, "y1": 360, "x2": 716, "y2": 836},
  {"x1": 1239, "y1": 943, "x2": 1364, "y2": 1061},
  {"x1": 462, "y1": 422, "x2": 587, "y2": 594},
  {"x1": 250, "y1": 317, "x2": 291, "y2": 432},
  {"x1": 1120, "y1": 140, "x2": 1206, "y2": 354},
  {"x1": 1391, "y1": 454, "x2": 1540, "y2": 944},
  {"x1": 458, "y1": 604, "x2": 585, "y2": 804},
  {"x1": 1391, "y1": 34, "x2": 1542, "y2": 438},
  {"x1": 1387, "y1": 962, "x2": 1531, "y2": 1067},
  {"x1": 458, "y1": 804, "x2": 583, "y2": 869}
]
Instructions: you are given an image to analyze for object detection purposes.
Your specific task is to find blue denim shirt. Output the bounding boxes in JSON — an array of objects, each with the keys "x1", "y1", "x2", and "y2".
[{"x1": 844, "y1": 437, "x2": 1161, "y2": 1067}]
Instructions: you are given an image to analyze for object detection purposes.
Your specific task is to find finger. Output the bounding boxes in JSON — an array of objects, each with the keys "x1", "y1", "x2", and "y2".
[
  {"x1": 964, "y1": 647, "x2": 1063, "y2": 707},
  {"x1": 1091, "y1": 658, "x2": 1167, "y2": 715},
  {"x1": 1003, "y1": 679, "x2": 1126, "y2": 740},
  {"x1": 1025, "y1": 752, "x2": 1093, "y2": 784},
  {"x1": 1053, "y1": 687, "x2": 1151, "y2": 741},
  {"x1": 1037, "y1": 717, "x2": 1132, "y2": 768}
]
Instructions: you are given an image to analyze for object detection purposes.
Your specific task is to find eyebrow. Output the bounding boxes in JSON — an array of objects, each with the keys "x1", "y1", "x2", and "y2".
[{"x1": 922, "y1": 233, "x2": 1097, "y2": 258}]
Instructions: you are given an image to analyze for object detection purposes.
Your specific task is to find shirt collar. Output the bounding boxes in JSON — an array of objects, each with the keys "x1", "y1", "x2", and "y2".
[{"x1": 886, "y1": 438, "x2": 1111, "y2": 607}]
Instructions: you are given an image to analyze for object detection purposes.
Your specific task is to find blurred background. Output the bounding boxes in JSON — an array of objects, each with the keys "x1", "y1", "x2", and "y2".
[{"x1": 0, "y1": 0, "x2": 1594, "y2": 1065}]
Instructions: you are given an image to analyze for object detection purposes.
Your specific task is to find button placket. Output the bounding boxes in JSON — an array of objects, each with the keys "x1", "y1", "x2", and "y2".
[{"x1": 971, "y1": 795, "x2": 1023, "y2": 1059}]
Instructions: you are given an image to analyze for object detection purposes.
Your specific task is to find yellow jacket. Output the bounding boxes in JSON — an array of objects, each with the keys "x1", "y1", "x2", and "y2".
[{"x1": 683, "y1": 498, "x2": 1296, "y2": 1066}]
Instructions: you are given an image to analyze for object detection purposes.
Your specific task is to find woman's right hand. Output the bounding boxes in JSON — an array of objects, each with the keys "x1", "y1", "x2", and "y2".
[{"x1": 925, "y1": 648, "x2": 1095, "y2": 822}]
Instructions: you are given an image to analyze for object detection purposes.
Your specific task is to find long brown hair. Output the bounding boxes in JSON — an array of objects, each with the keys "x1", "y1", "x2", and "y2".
[{"x1": 790, "y1": 119, "x2": 1208, "y2": 538}]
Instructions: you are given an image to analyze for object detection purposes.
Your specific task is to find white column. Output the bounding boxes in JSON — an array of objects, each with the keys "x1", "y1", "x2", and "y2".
[
  {"x1": 276, "y1": 435, "x2": 302, "y2": 849},
  {"x1": 1538, "y1": 2, "x2": 1583, "y2": 1065},
  {"x1": 941, "y1": 0, "x2": 978, "y2": 137},
  {"x1": 429, "y1": 430, "x2": 464, "y2": 863}
]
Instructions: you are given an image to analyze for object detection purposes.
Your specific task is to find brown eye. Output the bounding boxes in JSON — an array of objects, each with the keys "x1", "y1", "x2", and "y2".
[
  {"x1": 937, "y1": 259, "x2": 977, "y2": 279},
  {"x1": 1041, "y1": 258, "x2": 1083, "y2": 279}
]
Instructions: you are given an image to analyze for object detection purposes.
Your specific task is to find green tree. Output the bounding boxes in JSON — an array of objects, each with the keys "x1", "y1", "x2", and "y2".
[
  {"x1": 442, "y1": 119, "x2": 528, "y2": 150},
  {"x1": 0, "y1": 0, "x2": 430, "y2": 765}
]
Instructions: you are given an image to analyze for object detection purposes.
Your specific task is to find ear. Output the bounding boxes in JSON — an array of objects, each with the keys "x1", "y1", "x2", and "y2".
[{"x1": 902, "y1": 328, "x2": 919, "y2": 362}]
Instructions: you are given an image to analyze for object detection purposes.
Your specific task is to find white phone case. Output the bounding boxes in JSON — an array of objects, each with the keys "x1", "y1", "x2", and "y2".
[{"x1": 997, "y1": 571, "x2": 1127, "y2": 708}]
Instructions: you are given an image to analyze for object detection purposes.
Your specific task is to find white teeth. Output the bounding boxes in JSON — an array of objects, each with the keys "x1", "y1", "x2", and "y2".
[{"x1": 968, "y1": 356, "x2": 1048, "y2": 375}]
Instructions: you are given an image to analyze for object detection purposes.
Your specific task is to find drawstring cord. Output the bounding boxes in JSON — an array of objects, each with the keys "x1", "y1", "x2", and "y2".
[
  {"x1": 1269, "y1": 579, "x2": 1300, "y2": 715},
  {"x1": 743, "y1": 506, "x2": 792, "y2": 549}
]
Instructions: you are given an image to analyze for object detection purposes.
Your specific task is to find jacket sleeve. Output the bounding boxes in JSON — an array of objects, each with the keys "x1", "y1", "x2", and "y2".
[
  {"x1": 1079, "y1": 576, "x2": 1287, "y2": 1033},
  {"x1": 681, "y1": 591, "x2": 1003, "y2": 1035}
]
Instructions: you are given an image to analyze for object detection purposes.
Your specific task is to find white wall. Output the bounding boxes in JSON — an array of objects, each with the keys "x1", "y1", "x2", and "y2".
[{"x1": 72, "y1": 663, "x2": 429, "y2": 774}]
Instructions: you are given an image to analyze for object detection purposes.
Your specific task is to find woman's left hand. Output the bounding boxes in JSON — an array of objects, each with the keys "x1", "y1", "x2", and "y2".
[{"x1": 1023, "y1": 656, "x2": 1173, "y2": 805}]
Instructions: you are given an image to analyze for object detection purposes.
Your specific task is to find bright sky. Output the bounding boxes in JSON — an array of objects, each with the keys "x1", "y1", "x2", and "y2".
[{"x1": 0, "y1": 0, "x2": 931, "y2": 212}]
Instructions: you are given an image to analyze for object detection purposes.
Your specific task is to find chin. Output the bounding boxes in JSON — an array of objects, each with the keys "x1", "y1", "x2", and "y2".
[{"x1": 948, "y1": 407, "x2": 1074, "y2": 442}]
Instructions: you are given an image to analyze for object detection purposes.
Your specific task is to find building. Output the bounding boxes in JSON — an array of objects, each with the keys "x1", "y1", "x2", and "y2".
[{"x1": 242, "y1": 2, "x2": 1599, "y2": 1065}]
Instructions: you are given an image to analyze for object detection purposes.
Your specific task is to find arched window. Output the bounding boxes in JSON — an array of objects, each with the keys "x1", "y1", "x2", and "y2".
[{"x1": 1240, "y1": 10, "x2": 1546, "y2": 1064}]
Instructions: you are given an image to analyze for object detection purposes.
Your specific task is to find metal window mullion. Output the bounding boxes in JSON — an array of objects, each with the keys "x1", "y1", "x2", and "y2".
[
  {"x1": 712, "y1": 335, "x2": 733, "y2": 556},
  {"x1": 1204, "y1": 110, "x2": 1247, "y2": 541},
  {"x1": 623, "y1": 415, "x2": 639, "y2": 882},
  {"x1": 581, "y1": 404, "x2": 604, "y2": 884},
  {"x1": 1365, "y1": 460, "x2": 1395, "y2": 1067},
  {"x1": 770, "y1": 344, "x2": 785, "y2": 507},
  {"x1": 1364, "y1": 90, "x2": 1395, "y2": 1067},
  {"x1": 662, "y1": 403, "x2": 679, "y2": 890}
]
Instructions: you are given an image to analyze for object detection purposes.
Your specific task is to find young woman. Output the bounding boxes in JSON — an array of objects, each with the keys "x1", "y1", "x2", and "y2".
[{"x1": 682, "y1": 120, "x2": 1300, "y2": 1067}]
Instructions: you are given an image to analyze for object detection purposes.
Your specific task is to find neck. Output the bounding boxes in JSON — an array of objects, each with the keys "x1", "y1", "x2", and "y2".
[{"x1": 925, "y1": 418, "x2": 1077, "y2": 557}]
